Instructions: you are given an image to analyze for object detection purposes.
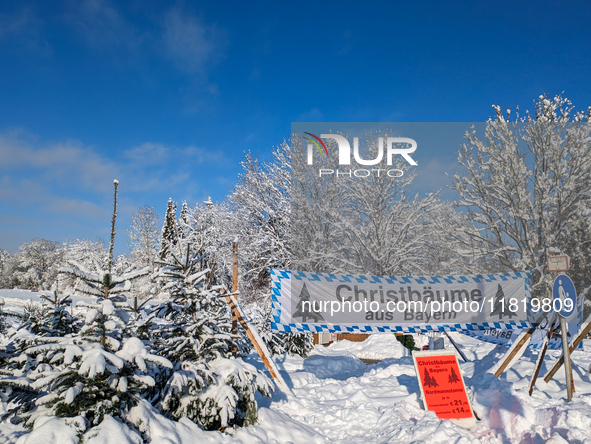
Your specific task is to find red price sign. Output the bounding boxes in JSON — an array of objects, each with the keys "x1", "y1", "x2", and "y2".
[{"x1": 413, "y1": 351, "x2": 474, "y2": 421}]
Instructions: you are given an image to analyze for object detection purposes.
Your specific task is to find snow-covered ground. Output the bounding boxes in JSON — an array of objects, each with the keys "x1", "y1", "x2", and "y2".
[{"x1": 2, "y1": 290, "x2": 591, "y2": 444}]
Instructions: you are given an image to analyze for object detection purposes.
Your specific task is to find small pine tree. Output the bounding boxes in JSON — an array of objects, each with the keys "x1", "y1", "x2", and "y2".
[
  {"x1": 160, "y1": 198, "x2": 178, "y2": 260},
  {"x1": 155, "y1": 244, "x2": 236, "y2": 361},
  {"x1": 1, "y1": 297, "x2": 173, "y2": 428},
  {"x1": 59, "y1": 181, "x2": 149, "y2": 302},
  {"x1": 0, "y1": 298, "x2": 6, "y2": 334},
  {"x1": 21, "y1": 290, "x2": 79, "y2": 337},
  {"x1": 154, "y1": 240, "x2": 273, "y2": 430},
  {"x1": 178, "y1": 201, "x2": 190, "y2": 240},
  {"x1": 43, "y1": 310, "x2": 171, "y2": 427}
]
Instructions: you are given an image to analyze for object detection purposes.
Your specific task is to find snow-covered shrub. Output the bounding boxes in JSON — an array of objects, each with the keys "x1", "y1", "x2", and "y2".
[
  {"x1": 249, "y1": 305, "x2": 313, "y2": 358},
  {"x1": 153, "y1": 245, "x2": 273, "y2": 430},
  {"x1": 283, "y1": 332, "x2": 313, "y2": 357},
  {"x1": 0, "y1": 297, "x2": 6, "y2": 334},
  {"x1": 155, "y1": 244, "x2": 236, "y2": 361},
  {"x1": 21, "y1": 291, "x2": 80, "y2": 337},
  {"x1": 396, "y1": 334, "x2": 419, "y2": 352},
  {"x1": 3, "y1": 300, "x2": 173, "y2": 428},
  {"x1": 0, "y1": 292, "x2": 81, "y2": 422},
  {"x1": 159, "y1": 357, "x2": 272, "y2": 430}
]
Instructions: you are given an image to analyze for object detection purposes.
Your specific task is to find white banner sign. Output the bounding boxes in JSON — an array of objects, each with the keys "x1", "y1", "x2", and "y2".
[
  {"x1": 270, "y1": 269, "x2": 535, "y2": 334},
  {"x1": 462, "y1": 295, "x2": 584, "y2": 349}
]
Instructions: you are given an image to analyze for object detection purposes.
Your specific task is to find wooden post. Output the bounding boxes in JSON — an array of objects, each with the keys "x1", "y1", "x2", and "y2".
[
  {"x1": 546, "y1": 252, "x2": 575, "y2": 399},
  {"x1": 544, "y1": 317, "x2": 591, "y2": 383},
  {"x1": 559, "y1": 314, "x2": 574, "y2": 400},
  {"x1": 231, "y1": 239, "x2": 238, "y2": 357},
  {"x1": 493, "y1": 326, "x2": 535, "y2": 377},
  {"x1": 528, "y1": 319, "x2": 556, "y2": 396},
  {"x1": 224, "y1": 291, "x2": 289, "y2": 393}
]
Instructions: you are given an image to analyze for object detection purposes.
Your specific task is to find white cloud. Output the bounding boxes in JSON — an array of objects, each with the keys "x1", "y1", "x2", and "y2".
[
  {"x1": 0, "y1": 7, "x2": 52, "y2": 56},
  {"x1": 161, "y1": 8, "x2": 227, "y2": 74},
  {"x1": 0, "y1": 131, "x2": 120, "y2": 193},
  {"x1": 0, "y1": 130, "x2": 233, "y2": 253},
  {"x1": 124, "y1": 142, "x2": 170, "y2": 166},
  {"x1": 296, "y1": 108, "x2": 324, "y2": 122},
  {"x1": 124, "y1": 142, "x2": 226, "y2": 168},
  {"x1": 62, "y1": 0, "x2": 145, "y2": 50},
  {"x1": 0, "y1": 176, "x2": 109, "y2": 225}
]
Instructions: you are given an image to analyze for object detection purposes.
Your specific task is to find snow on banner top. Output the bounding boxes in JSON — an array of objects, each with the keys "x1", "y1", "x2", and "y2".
[{"x1": 270, "y1": 269, "x2": 535, "y2": 334}]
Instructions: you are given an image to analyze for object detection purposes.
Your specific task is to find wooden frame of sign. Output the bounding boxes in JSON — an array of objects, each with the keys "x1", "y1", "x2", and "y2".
[{"x1": 412, "y1": 350, "x2": 477, "y2": 428}]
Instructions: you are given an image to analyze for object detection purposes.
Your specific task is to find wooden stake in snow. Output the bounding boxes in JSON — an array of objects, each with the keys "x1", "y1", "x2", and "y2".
[
  {"x1": 544, "y1": 314, "x2": 591, "y2": 383},
  {"x1": 223, "y1": 291, "x2": 290, "y2": 394},
  {"x1": 528, "y1": 318, "x2": 556, "y2": 396},
  {"x1": 492, "y1": 327, "x2": 534, "y2": 377}
]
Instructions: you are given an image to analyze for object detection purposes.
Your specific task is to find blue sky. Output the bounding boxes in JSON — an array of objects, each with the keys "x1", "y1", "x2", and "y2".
[{"x1": 1, "y1": 0, "x2": 590, "y2": 256}]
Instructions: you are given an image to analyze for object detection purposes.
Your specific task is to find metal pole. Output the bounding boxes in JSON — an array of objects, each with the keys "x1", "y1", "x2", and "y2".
[
  {"x1": 559, "y1": 314, "x2": 573, "y2": 402},
  {"x1": 550, "y1": 251, "x2": 572, "y2": 401}
]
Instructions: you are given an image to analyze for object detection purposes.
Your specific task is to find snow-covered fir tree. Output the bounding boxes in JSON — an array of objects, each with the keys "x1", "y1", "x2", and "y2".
[
  {"x1": 0, "y1": 297, "x2": 173, "y2": 428},
  {"x1": 21, "y1": 289, "x2": 80, "y2": 337},
  {"x1": 153, "y1": 230, "x2": 273, "y2": 430},
  {"x1": 178, "y1": 201, "x2": 190, "y2": 240},
  {"x1": 154, "y1": 243, "x2": 236, "y2": 362},
  {"x1": 159, "y1": 198, "x2": 178, "y2": 261}
]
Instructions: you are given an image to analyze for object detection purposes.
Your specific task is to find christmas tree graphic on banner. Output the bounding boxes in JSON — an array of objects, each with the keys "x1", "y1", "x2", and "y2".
[
  {"x1": 293, "y1": 282, "x2": 325, "y2": 323},
  {"x1": 489, "y1": 284, "x2": 515, "y2": 320}
]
